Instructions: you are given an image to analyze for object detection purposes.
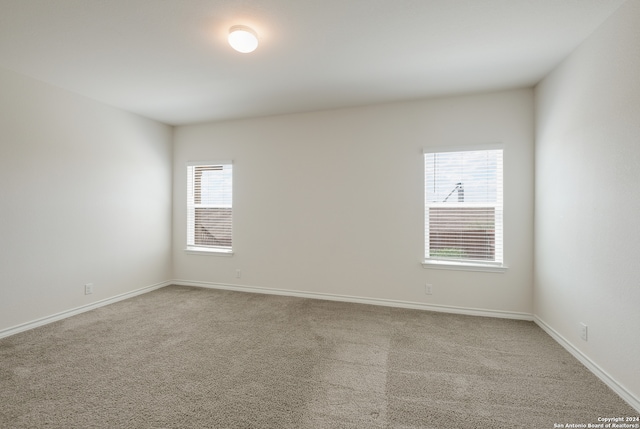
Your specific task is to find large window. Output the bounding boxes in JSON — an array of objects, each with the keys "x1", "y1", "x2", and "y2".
[
  {"x1": 187, "y1": 162, "x2": 233, "y2": 253},
  {"x1": 424, "y1": 147, "x2": 503, "y2": 269}
]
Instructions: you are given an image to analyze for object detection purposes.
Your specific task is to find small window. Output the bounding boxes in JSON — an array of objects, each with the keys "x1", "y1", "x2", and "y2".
[
  {"x1": 424, "y1": 147, "x2": 504, "y2": 270},
  {"x1": 187, "y1": 162, "x2": 233, "y2": 253}
]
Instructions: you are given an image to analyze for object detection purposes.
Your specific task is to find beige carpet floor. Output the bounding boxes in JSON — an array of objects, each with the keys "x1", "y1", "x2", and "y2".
[{"x1": 0, "y1": 285, "x2": 636, "y2": 428}]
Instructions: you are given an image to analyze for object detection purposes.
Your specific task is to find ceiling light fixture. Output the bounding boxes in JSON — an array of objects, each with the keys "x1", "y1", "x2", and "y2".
[{"x1": 228, "y1": 25, "x2": 258, "y2": 53}]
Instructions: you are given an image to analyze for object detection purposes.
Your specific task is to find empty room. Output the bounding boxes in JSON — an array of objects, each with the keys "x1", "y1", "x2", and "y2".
[{"x1": 1, "y1": 0, "x2": 638, "y2": 428}]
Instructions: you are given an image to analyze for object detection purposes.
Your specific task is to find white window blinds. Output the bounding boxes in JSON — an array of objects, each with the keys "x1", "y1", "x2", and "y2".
[
  {"x1": 424, "y1": 148, "x2": 503, "y2": 265},
  {"x1": 187, "y1": 162, "x2": 233, "y2": 251}
]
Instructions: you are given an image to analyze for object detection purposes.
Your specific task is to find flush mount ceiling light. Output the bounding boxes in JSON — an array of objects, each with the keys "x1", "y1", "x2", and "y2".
[{"x1": 228, "y1": 25, "x2": 258, "y2": 53}]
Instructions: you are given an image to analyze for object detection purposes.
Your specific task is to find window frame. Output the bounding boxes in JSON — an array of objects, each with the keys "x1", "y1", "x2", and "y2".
[
  {"x1": 422, "y1": 144, "x2": 507, "y2": 273},
  {"x1": 185, "y1": 161, "x2": 234, "y2": 256}
]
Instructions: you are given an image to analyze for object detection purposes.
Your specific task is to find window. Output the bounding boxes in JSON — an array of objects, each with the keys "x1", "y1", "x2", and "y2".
[
  {"x1": 423, "y1": 147, "x2": 504, "y2": 271},
  {"x1": 187, "y1": 162, "x2": 233, "y2": 253}
]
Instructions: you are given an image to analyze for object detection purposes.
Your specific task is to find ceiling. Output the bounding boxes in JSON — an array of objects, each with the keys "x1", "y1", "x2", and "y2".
[{"x1": 0, "y1": 0, "x2": 626, "y2": 125}]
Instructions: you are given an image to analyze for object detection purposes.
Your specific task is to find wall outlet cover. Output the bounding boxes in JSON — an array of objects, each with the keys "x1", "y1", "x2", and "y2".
[{"x1": 580, "y1": 322, "x2": 588, "y2": 341}]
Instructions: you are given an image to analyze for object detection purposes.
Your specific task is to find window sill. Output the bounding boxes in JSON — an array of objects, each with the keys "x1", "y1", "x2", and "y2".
[
  {"x1": 185, "y1": 247, "x2": 234, "y2": 256},
  {"x1": 421, "y1": 259, "x2": 507, "y2": 273}
]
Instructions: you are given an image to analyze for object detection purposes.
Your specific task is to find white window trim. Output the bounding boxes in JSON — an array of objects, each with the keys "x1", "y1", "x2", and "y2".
[
  {"x1": 421, "y1": 259, "x2": 508, "y2": 273},
  {"x1": 185, "y1": 247, "x2": 234, "y2": 256},
  {"x1": 423, "y1": 142, "x2": 504, "y2": 154},
  {"x1": 422, "y1": 144, "x2": 507, "y2": 272},
  {"x1": 185, "y1": 160, "x2": 234, "y2": 256}
]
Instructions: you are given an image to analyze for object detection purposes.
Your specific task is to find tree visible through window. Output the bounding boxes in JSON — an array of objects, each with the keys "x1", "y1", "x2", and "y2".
[
  {"x1": 424, "y1": 148, "x2": 503, "y2": 265},
  {"x1": 187, "y1": 163, "x2": 233, "y2": 251}
]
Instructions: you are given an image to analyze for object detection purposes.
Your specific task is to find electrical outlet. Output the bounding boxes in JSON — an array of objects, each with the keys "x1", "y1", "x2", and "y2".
[
  {"x1": 236, "y1": 269, "x2": 241, "y2": 279},
  {"x1": 425, "y1": 283, "x2": 433, "y2": 295},
  {"x1": 84, "y1": 283, "x2": 93, "y2": 295},
  {"x1": 580, "y1": 322, "x2": 588, "y2": 341}
]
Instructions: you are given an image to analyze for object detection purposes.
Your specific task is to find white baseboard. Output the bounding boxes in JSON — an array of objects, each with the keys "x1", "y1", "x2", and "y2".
[
  {"x1": 172, "y1": 279, "x2": 534, "y2": 321},
  {"x1": 0, "y1": 280, "x2": 172, "y2": 340},
  {"x1": 534, "y1": 316, "x2": 640, "y2": 413}
]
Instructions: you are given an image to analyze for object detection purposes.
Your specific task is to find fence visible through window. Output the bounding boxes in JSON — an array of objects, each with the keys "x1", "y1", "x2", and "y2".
[
  {"x1": 194, "y1": 207, "x2": 232, "y2": 248},
  {"x1": 428, "y1": 206, "x2": 495, "y2": 261}
]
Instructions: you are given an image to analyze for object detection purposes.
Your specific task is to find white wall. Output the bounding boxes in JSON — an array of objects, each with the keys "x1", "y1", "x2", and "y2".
[
  {"x1": 173, "y1": 89, "x2": 534, "y2": 316},
  {"x1": 0, "y1": 67, "x2": 173, "y2": 332},
  {"x1": 535, "y1": 0, "x2": 640, "y2": 406}
]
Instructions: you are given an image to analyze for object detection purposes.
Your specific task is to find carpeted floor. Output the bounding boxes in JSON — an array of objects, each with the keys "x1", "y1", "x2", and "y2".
[{"x1": 0, "y1": 285, "x2": 636, "y2": 428}]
